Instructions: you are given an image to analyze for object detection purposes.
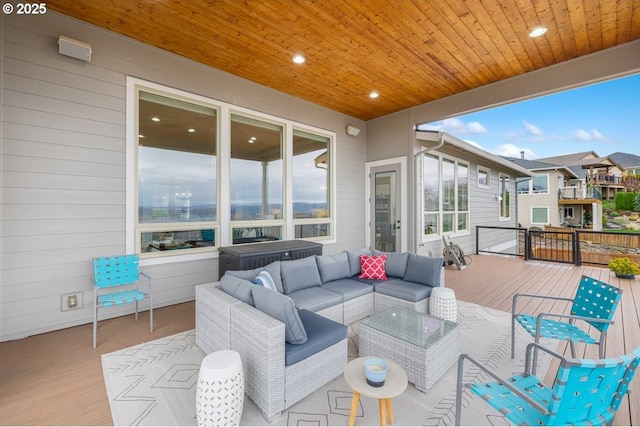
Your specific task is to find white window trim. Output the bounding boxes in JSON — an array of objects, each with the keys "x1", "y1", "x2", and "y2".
[
  {"x1": 498, "y1": 173, "x2": 511, "y2": 221},
  {"x1": 420, "y1": 151, "x2": 470, "y2": 242},
  {"x1": 477, "y1": 165, "x2": 491, "y2": 189},
  {"x1": 126, "y1": 77, "x2": 336, "y2": 265},
  {"x1": 531, "y1": 173, "x2": 550, "y2": 194},
  {"x1": 531, "y1": 206, "x2": 549, "y2": 224}
]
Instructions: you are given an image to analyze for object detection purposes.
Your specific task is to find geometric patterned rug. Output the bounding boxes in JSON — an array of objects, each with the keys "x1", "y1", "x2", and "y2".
[{"x1": 102, "y1": 300, "x2": 554, "y2": 426}]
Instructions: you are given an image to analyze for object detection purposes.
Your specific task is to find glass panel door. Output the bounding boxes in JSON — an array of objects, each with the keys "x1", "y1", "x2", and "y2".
[{"x1": 371, "y1": 164, "x2": 401, "y2": 252}]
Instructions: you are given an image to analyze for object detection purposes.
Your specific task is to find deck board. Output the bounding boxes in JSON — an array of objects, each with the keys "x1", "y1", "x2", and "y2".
[
  {"x1": 0, "y1": 254, "x2": 638, "y2": 425},
  {"x1": 447, "y1": 254, "x2": 640, "y2": 426}
]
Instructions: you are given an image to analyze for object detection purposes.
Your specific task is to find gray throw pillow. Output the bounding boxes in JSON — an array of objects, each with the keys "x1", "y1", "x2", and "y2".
[
  {"x1": 373, "y1": 250, "x2": 409, "y2": 278},
  {"x1": 252, "y1": 285, "x2": 308, "y2": 344},
  {"x1": 346, "y1": 248, "x2": 371, "y2": 277},
  {"x1": 315, "y1": 252, "x2": 351, "y2": 283},
  {"x1": 226, "y1": 267, "x2": 262, "y2": 282},
  {"x1": 280, "y1": 256, "x2": 322, "y2": 294},
  {"x1": 226, "y1": 261, "x2": 284, "y2": 293},
  {"x1": 220, "y1": 274, "x2": 256, "y2": 305},
  {"x1": 403, "y1": 254, "x2": 444, "y2": 287}
]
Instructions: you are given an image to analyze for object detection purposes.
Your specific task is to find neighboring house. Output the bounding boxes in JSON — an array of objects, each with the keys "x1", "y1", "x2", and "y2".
[
  {"x1": 608, "y1": 152, "x2": 640, "y2": 191},
  {"x1": 537, "y1": 151, "x2": 626, "y2": 201},
  {"x1": 0, "y1": 12, "x2": 636, "y2": 342},
  {"x1": 502, "y1": 156, "x2": 579, "y2": 229},
  {"x1": 503, "y1": 150, "x2": 640, "y2": 231}
]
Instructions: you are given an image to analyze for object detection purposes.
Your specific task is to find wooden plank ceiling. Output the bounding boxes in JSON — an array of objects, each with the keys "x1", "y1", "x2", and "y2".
[{"x1": 47, "y1": 0, "x2": 640, "y2": 121}]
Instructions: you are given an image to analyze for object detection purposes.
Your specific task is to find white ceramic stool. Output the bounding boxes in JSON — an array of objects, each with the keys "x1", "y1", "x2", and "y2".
[
  {"x1": 429, "y1": 287, "x2": 457, "y2": 322},
  {"x1": 196, "y1": 350, "x2": 244, "y2": 426}
]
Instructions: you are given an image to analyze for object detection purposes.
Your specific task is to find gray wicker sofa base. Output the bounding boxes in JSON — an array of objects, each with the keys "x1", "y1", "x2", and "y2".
[
  {"x1": 195, "y1": 249, "x2": 445, "y2": 420},
  {"x1": 196, "y1": 283, "x2": 348, "y2": 421}
]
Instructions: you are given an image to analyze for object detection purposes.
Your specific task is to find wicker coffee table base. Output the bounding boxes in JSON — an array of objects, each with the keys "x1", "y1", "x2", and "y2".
[{"x1": 359, "y1": 319, "x2": 460, "y2": 392}]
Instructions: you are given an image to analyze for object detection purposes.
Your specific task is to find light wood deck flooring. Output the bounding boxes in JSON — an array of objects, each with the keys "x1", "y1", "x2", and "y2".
[
  {"x1": 0, "y1": 254, "x2": 638, "y2": 425},
  {"x1": 446, "y1": 254, "x2": 640, "y2": 427}
]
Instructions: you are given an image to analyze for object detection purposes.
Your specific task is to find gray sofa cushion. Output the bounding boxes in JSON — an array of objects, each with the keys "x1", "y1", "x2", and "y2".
[
  {"x1": 345, "y1": 248, "x2": 371, "y2": 277},
  {"x1": 252, "y1": 285, "x2": 307, "y2": 344},
  {"x1": 220, "y1": 274, "x2": 256, "y2": 305},
  {"x1": 375, "y1": 279, "x2": 433, "y2": 302},
  {"x1": 320, "y1": 278, "x2": 373, "y2": 301},
  {"x1": 280, "y1": 256, "x2": 322, "y2": 293},
  {"x1": 403, "y1": 254, "x2": 444, "y2": 287},
  {"x1": 373, "y1": 250, "x2": 410, "y2": 278},
  {"x1": 316, "y1": 252, "x2": 351, "y2": 283},
  {"x1": 286, "y1": 287, "x2": 343, "y2": 312},
  {"x1": 226, "y1": 261, "x2": 284, "y2": 293},
  {"x1": 285, "y1": 310, "x2": 347, "y2": 366}
]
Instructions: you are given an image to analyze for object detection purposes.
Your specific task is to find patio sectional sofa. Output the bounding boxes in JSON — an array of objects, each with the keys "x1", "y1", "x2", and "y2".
[{"x1": 195, "y1": 248, "x2": 445, "y2": 420}]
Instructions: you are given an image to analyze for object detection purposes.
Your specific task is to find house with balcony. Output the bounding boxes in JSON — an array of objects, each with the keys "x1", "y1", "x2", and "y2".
[
  {"x1": 538, "y1": 151, "x2": 626, "y2": 201},
  {"x1": 609, "y1": 152, "x2": 640, "y2": 191},
  {"x1": 502, "y1": 156, "x2": 588, "y2": 229},
  {"x1": 506, "y1": 150, "x2": 640, "y2": 231}
]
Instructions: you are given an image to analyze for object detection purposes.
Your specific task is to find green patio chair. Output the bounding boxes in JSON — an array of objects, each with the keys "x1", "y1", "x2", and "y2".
[
  {"x1": 92, "y1": 254, "x2": 152, "y2": 348},
  {"x1": 511, "y1": 275, "x2": 622, "y2": 363},
  {"x1": 455, "y1": 342, "x2": 640, "y2": 426}
]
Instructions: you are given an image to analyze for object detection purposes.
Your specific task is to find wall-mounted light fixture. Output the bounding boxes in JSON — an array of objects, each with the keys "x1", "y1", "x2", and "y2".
[
  {"x1": 346, "y1": 125, "x2": 360, "y2": 137},
  {"x1": 495, "y1": 194, "x2": 503, "y2": 202},
  {"x1": 58, "y1": 35, "x2": 92, "y2": 62}
]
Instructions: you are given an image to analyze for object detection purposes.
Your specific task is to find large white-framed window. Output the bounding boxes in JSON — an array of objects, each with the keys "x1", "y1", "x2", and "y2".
[
  {"x1": 518, "y1": 173, "x2": 549, "y2": 194},
  {"x1": 499, "y1": 173, "x2": 511, "y2": 220},
  {"x1": 421, "y1": 152, "x2": 469, "y2": 240},
  {"x1": 127, "y1": 78, "x2": 336, "y2": 260},
  {"x1": 531, "y1": 207, "x2": 549, "y2": 225}
]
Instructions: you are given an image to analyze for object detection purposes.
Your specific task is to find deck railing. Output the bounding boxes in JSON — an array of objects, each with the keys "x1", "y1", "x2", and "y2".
[
  {"x1": 476, "y1": 226, "x2": 640, "y2": 267},
  {"x1": 558, "y1": 187, "x2": 602, "y2": 200}
]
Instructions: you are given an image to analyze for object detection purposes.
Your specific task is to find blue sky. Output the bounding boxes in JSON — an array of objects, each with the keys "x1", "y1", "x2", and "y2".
[{"x1": 424, "y1": 73, "x2": 640, "y2": 160}]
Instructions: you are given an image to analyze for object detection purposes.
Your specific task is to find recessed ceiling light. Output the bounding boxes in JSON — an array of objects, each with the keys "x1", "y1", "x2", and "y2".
[
  {"x1": 529, "y1": 26, "x2": 547, "y2": 38},
  {"x1": 188, "y1": 128, "x2": 196, "y2": 133},
  {"x1": 151, "y1": 117, "x2": 160, "y2": 122},
  {"x1": 369, "y1": 91, "x2": 379, "y2": 99},
  {"x1": 293, "y1": 54, "x2": 305, "y2": 64}
]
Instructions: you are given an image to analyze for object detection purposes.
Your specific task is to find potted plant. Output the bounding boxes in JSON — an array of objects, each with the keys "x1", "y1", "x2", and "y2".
[{"x1": 608, "y1": 257, "x2": 640, "y2": 279}]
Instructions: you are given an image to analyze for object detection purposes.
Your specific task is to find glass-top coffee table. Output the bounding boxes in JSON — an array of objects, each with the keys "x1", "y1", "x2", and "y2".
[{"x1": 359, "y1": 306, "x2": 459, "y2": 392}]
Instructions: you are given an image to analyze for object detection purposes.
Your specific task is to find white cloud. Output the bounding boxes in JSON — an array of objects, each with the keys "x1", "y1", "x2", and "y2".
[
  {"x1": 523, "y1": 121, "x2": 543, "y2": 136},
  {"x1": 574, "y1": 128, "x2": 609, "y2": 142},
  {"x1": 489, "y1": 143, "x2": 538, "y2": 159},
  {"x1": 426, "y1": 118, "x2": 488, "y2": 135}
]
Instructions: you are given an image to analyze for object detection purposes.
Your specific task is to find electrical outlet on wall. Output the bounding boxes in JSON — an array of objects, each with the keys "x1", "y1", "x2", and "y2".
[{"x1": 61, "y1": 292, "x2": 84, "y2": 311}]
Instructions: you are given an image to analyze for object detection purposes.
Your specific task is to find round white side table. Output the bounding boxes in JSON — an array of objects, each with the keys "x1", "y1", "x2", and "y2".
[
  {"x1": 196, "y1": 350, "x2": 244, "y2": 427},
  {"x1": 344, "y1": 357, "x2": 408, "y2": 426},
  {"x1": 429, "y1": 287, "x2": 457, "y2": 322}
]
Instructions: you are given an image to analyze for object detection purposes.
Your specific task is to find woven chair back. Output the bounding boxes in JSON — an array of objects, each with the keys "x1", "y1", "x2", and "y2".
[
  {"x1": 546, "y1": 346, "x2": 640, "y2": 425},
  {"x1": 571, "y1": 275, "x2": 622, "y2": 332},
  {"x1": 93, "y1": 255, "x2": 141, "y2": 288}
]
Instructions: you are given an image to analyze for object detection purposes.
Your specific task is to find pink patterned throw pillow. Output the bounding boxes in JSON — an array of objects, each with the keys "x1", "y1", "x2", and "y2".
[{"x1": 359, "y1": 254, "x2": 387, "y2": 280}]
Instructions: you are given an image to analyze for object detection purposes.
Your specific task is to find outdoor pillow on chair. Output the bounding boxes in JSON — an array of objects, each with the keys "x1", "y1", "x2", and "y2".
[
  {"x1": 220, "y1": 274, "x2": 256, "y2": 305},
  {"x1": 252, "y1": 285, "x2": 308, "y2": 344},
  {"x1": 404, "y1": 254, "x2": 443, "y2": 287},
  {"x1": 252, "y1": 270, "x2": 278, "y2": 292},
  {"x1": 315, "y1": 252, "x2": 351, "y2": 283},
  {"x1": 373, "y1": 250, "x2": 410, "y2": 278},
  {"x1": 359, "y1": 254, "x2": 387, "y2": 280},
  {"x1": 226, "y1": 261, "x2": 284, "y2": 293}
]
